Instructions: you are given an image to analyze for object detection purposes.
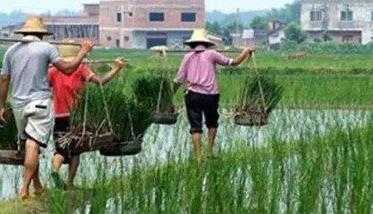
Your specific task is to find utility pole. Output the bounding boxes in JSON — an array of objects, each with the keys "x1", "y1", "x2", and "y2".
[{"x1": 235, "y1": 8, "x2": 240, "y2": 47}]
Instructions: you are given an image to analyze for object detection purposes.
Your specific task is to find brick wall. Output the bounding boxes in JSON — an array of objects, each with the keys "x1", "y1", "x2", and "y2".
[{"x1": 99, "y1": 0, "x2": 205, "y2": 48}]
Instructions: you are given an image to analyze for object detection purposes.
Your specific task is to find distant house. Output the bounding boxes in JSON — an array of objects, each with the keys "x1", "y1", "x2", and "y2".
[
  {"x1": 1, "y1": 0, "x2": 205, "y2": 49},
  {"x1": 268, "y1": 20, "x2": 286, "y2": 50},
  {"x1": 43, "y1": 4, "x2": 99, "y2": 43},
  {"x1": 232, "y1": 29, "x2": 267, "y2": 47},
  {"x1": 0, "y1": 23, "x2": 23, "y2": 38},
  {"x1": 99, "y1": 0, "x2": 205, "y2": 49},
  {"x1": 207, "y1": 34, "x2": 224, "y2": 48},
  {"x1": 300, "y1": 0, "x2": 373, "y2": 44}
]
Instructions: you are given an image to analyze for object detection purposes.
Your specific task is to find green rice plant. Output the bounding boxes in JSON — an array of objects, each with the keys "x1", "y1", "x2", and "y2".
[
  {"x1": 132, "y1": 74, "x2": 174, "y2": 114},
  {"x1": 236, "y1": 73, "x2": 283, "y2": 123},
  {"x1": 70, "y1": 75, "x2": 160, "y2": 142}
]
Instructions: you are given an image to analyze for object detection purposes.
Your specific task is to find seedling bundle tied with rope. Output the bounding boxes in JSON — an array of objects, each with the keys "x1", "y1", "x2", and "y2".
[
  {"x1": 234, "y1": 53, "x2": 283, "y2": 126},
  {"x1": 151, "y1": 46, "x2": 179, "y2": 125},
  {"x1": 67, "y1": 59, "x2": 144, "y2": 157},
  {"x1": 0, "y1": 107, "x2": 24, "y2": 165}
]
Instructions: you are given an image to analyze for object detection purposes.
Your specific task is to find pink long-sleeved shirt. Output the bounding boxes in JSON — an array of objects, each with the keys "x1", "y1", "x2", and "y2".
[{"x1": 175, "y1": 46, "x2": 233, "y2": 95}]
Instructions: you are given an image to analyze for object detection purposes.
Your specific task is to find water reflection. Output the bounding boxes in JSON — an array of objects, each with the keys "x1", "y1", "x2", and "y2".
[{"x1": 0, "y1": 109, "x2": 370, "y2": 199}]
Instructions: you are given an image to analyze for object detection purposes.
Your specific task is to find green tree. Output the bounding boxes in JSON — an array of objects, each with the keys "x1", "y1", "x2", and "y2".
[
  {"x1": 206, "y1": 21, "x2": 222, "y2": 36},
  {"x1": 250, "y1": 16, "x2": 267, "y2": 30},
  {"x1": 267, "y1": 0, "x2": 301, "y2": 23},
  {"x1": 284, "y1": 22, "x2": 306, "y2": 43}
]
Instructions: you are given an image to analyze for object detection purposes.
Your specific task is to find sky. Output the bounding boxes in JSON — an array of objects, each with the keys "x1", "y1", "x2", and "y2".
[{"x1": 0, "y1": 0, "x2": 295, "y2": 14}]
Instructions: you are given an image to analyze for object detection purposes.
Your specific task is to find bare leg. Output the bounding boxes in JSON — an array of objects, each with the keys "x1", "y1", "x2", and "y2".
[
  {"x1": 51, "y1": 154, "x2": 66, "y2": 188},
  {"x1": 32, "y1": 165, "x2": 44, "y2": 195},
  {"x1": 192, "y1": 133, "x2": 202, "y2": 165},
  {"x1": 68, "y1": 155, "x2": 80, "y2": 187},
  {"x1": 20, "y1": 139, "x2": 40, "y2": 199},
  {"x1": 52, "y1": 154, "x2": 65, "y2": 173},
  {"x1": 207, "y1": 128, "x2": 218, "y2": 158}
]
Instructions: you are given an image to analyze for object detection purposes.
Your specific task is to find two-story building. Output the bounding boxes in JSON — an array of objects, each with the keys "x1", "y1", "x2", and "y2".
[
  {"x1": 301, "y1": 0, "x2": 373, "y2": 44},
  {"x1": 43, "y1": 4, "x2": 99, "y2": 43},
  {"x1": 2, "y1": 0, "x2": 205, "y2": 49},
  {"x1": 99, "y1": 0, "x2": 205, "y2": 49}
]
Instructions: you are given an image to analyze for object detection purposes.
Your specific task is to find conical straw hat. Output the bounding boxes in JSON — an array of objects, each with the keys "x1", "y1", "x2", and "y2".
[
  {"x1": 184, "y1": 29, "x2": 216, "y2": 47},
  {"x1": 58, "y1": 41, "x2": 80, "y2": 62},
  {"x1": 15, "y1": 15, "x2": 52, "y2": 35}
]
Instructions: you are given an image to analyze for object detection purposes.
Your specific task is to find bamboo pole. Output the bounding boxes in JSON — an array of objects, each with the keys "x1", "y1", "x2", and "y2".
[
  {"x1": 0, "y1": 38, "x2": 83, "y2": 46},
  {"x1": 167, "y1": 49, "x2": 242, "y2": 53}
]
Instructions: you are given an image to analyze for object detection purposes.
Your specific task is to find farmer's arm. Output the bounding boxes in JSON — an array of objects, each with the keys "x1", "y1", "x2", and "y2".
[
  {"x1": 90, "y1": 58, "x2": 125, "y2": 85},
  {"x1": 53, "y1": 41, "x2": 94, "y2": 75},
  {"x1": 231, "y1": 48, "x2": 255, "y2": 66}
]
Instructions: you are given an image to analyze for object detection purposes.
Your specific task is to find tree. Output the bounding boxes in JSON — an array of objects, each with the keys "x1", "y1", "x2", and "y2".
[
  {"x1": 267, "y1": 0, "x2": 301, "y2": 24},
  {"x1": 206, "y1": 21, "x2": 222, "y2": 36},
  {"x1": 250, "y1": 16, "x2": 267, "y2": 30},
  {"x1": 284, "y1": 22, "x2": 306, "y2": 43}
]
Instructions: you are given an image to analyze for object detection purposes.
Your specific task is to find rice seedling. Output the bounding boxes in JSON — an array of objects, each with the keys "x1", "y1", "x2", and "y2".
[
  {"x1": 235, "y1": 73, "x2": 283, "y2": 126},
  {"x1": 0, "y1": 49, "x2": 373, "y2": 214}
]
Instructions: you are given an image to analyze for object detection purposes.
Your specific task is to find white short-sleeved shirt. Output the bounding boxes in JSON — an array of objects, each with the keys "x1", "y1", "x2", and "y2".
[{"x1": 1, "y1": 36, "x2": 61, "y2": 107}]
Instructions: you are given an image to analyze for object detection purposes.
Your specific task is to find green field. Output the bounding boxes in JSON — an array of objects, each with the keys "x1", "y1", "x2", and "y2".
[{"x1": 0, "y1": 48, "x2": 373, "y2": 213}]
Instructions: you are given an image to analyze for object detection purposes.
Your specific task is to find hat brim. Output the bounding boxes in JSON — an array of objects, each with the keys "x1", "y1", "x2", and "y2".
[
  {"x1": 15, "y1": 29, "x2": 53, "y2": 35},
  {"x1": 62, "y1": 57, "x2": 76, "y2": 62},
  {"x1": 184, "y1": 39, "x2": 216, "y2": 47}
]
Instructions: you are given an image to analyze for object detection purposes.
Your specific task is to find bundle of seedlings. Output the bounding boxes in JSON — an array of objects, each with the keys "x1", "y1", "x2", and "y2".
[
  {"x1": 235, "y1": 74, "x2": 283, "y2": 126},
  {"x1": 134, "y1": 75, "x2": 178, "y2": 125},
  {"x1": 149, "y1": 47, "x2": 178, "y2": 125},
  {"x1": 0, "y1": 106, "x2": 24, "y2": 165},
  {"x1": 69, "y1": 76, "x2": 158, "y2": 156}
]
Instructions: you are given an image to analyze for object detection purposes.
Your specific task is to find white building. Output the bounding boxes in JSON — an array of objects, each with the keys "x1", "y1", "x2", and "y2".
[{"x1": 301, "y1": 0, "x2": 373, "y2": 44}]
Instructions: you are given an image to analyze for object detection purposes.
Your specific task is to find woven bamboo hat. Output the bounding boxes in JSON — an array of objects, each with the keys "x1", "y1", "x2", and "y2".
[
  {"x1": 184, "y1": 29, "x2": 216, "y2": 47},
  {"x1": 59, "y1": 41, "x2": 80, "y2": 62},
  {"x1": 15, "y1": 15, "x2": 52, "y2": 35}
]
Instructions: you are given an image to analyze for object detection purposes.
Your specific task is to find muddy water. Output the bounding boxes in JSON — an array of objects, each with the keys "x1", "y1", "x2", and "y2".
[{"x1": 0, "y1": 109, "x2": 370, "y2": 199}]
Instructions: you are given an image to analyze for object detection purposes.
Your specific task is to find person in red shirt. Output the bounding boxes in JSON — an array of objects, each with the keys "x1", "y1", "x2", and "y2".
[{"x1": 48, "y1": 44, "x2": 125, "y2": 187}]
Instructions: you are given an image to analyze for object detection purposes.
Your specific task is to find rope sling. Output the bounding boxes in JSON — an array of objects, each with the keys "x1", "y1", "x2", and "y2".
[
  {"x1": 57, "y1": 57, "x2": 137, "y2": 154},
  {"x1": 239, "y1": 52, "x2": 268, "y2": 114},
  {"x1": 156, "y1": 49, "x2": 171, "y2": 113},
  {"x1": 233, "y1": 51, "x2": 275, "y2": 127},
  {"x1": 153, "y1": 48, "x2": 178, "y2": 125}
]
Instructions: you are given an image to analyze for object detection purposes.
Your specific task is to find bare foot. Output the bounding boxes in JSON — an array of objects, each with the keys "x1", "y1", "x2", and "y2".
[
  {"x1": 33, "y1": 180, "x2": 44, "y2": 195},
  {"x1": 20, "y1": 188, "x2": 30, "y2": 201}
]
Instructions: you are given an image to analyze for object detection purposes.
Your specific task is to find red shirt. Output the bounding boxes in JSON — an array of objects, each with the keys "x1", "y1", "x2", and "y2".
[{"x1": 48, "y1": 64, "x2": 94, "y2": 118}]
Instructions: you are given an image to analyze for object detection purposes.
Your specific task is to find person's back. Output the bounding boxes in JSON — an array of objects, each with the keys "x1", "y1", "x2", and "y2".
[
  {"x1": 3, "y1": 36, "x2": 60, "y2": 107},
  {"x1": 176, "y1": 47, "x2": 233, "y2": 95}
]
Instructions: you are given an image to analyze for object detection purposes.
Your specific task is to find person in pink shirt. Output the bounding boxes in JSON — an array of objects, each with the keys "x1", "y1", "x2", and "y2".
[
  {"x1": 174, "y1": 29, "x2": 255, "y2": 163},
  {"x1": 48, "y1": 44, "x2": 125, "y2": 188}
]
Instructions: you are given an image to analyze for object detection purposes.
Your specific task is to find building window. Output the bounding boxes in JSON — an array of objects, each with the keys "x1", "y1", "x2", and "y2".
[
  {"x1": 107, "y1": 36, "x2": 112, "y2": 41},
  {"x1": 181, "y1": 12, "x2": 196, "y2": 22},
  {"x1": 117, "y1": 12, "x2": 122, "y2": 22},
  {"x1": 310, "y1": 10, "x2": 322, "y2": 21},
  {"x1": 123, "y1": 36, "x2": 129, "y2": 42},
  {"x1": 149, "y1": 12, "x2": 164, "y2": 22},
  {"x1": 341, "y1": 4, "x2": 353, "y2": 21},
  {"x1": 116, "y1": 39, "x2": 120, "y2": 47}
]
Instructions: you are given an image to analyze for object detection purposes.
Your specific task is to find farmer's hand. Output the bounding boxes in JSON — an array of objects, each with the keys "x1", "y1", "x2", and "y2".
[
  {"x1": 80, "y1": 40, "x2": 94, "y2": 55},
  {"x1": 110, "y1": 57, "x2": 125, "y2": 72},
  {"x1": 244, "y1": 47, "x2": 255, "y2": 55},
  {"x1": 0, "y1": 108, "x2": 9, "y2": 124}
]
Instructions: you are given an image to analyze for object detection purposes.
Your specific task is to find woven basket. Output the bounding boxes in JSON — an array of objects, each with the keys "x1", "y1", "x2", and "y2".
[
  {"x1": 99, "y1": 140, "x2": 142, "y2": 157},
  {"x1": 153, "y1": 112, "x2": 179, "y2": 125}
]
